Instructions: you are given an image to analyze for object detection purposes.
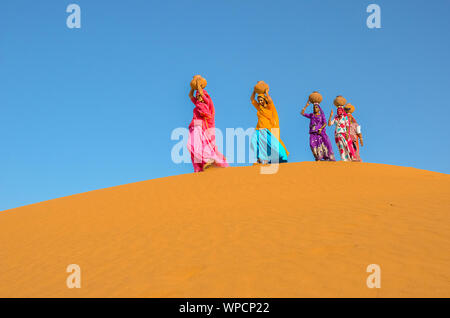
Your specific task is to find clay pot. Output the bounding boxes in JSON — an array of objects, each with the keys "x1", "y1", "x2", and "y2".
[
  {"x1": 190, "y1": 75, "x2": 207, "y2": 90},
  {"x1": 254, "y1": 81, "x2": 269, "y2": 94},
  {"x1": 309, "y1": 91, "x2": 323, "y2": 104},
  {"x1": 334, "y1": 95, "x2": 347, "y2": 107},
  {"x1": 344, "y1": 103, "x2": 355, "y2": 114}
]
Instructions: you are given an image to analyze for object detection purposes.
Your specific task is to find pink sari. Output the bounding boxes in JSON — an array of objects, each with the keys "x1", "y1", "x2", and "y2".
[
  {"x1": 187, "y1": 90, "x2": 229, "y2": 172},
  {"x1": 348, "y1": 115, "x2": 362, "y2": 162}
]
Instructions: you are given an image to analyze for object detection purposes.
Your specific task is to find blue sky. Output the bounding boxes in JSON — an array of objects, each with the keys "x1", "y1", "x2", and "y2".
[{"x1": 1, "y1": 0, "x2": 449, "y2": 211}]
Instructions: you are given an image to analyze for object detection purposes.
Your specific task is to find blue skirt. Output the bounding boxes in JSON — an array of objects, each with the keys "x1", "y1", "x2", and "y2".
[{"x1": 251, "y1": 129, "x2": 288, "y2": 163}]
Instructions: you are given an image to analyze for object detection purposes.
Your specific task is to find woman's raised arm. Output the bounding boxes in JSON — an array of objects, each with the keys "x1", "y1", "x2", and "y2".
[
  {"x1": 250, "y1": 90, "x2": 256, "y2": 103},
  {"x1": 328, "y1": 109, "x2": 334, "y2": 126},
  {"x1": 196, "y1": 79, "x2": 205, "y2": 98},
  {"x1": 301, "y1": 100, "x2": 310, "y2": 115},
  {"x1": 250, "y1": 90, "x2": 259, "y2": 109},
  {"x1": 265, "y1": 88, "x2": 274, "y2": 105}
]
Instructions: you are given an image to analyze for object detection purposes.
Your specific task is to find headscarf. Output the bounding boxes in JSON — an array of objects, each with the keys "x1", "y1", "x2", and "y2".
[
  {"x1": 195, "y1": 90, "x2": 203, "y2": 99},
  {"x1": 313, "y1": 103, "x2": 326, "y2": 123},
  {"x1": 344, "y1": 104, "x2": 357, "y2": 124},
  {"x1": 336, "y1": 106, "x2": 347, "y2": 119}
]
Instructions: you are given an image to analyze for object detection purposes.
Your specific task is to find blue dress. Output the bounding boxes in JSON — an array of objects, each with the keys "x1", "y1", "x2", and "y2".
[{"x1": 251, "y1": 128, "x2": 288, "y2": 163}]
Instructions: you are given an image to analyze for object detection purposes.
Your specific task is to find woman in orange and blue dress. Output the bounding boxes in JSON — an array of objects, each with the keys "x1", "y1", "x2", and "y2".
[{"x1": 250, "y1": 87, "x2": 289, "y2": 164}]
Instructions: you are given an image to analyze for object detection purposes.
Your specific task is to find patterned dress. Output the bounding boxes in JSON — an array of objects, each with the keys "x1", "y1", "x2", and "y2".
[
  {"x1": 330, "y1": 114, "x2": 355, "y2": 161},
  {"x1": 348, "y1": 114, "x2": 362, "y2": 162}
]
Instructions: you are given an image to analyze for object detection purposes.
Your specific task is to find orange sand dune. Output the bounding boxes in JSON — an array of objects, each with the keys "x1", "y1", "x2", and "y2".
[{"x1": 0, "y1": 162, "x2": 449, "y2": 298}]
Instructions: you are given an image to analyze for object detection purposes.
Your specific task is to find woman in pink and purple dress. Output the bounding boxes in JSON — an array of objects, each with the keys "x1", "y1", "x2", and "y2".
[
  {"x1": 301, "y1": 100, "x2": 335, "y2": 161},
  {"x1": 187, "y1": 80, "x2": 228, "y2": 172}
]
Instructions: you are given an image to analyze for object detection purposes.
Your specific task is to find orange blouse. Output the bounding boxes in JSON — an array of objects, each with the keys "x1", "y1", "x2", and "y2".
[{"x1": 252, "y1": 100, "x2": 289, "y2": 156}]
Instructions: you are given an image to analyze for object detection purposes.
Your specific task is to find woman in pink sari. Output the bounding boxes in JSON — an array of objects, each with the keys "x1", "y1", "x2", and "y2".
[
  {"x1": 344, "y1": 104, "x2": 364, "y2": 162},
  {"x1": 187, "y1": 79, "x2": 229, "y2": 172}
]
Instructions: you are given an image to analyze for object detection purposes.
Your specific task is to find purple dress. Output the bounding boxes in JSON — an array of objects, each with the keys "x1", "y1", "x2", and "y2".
[{"x1": 302, "y1": 104, "x2": 335, "y2": 161}]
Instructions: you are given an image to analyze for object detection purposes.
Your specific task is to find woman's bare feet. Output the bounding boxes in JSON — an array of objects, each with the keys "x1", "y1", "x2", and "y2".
[{"x1": 203, "y1": 159, "x2": 215, "y2": 170}]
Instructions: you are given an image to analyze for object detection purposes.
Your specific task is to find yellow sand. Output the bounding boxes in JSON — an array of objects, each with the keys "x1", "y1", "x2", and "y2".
[{"x1": 0, "y1": 162, "x2": 449, "y2": 297}]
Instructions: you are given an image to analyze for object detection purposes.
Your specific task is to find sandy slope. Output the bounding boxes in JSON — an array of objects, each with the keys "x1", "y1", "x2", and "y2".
[{"x1": 0, "y1": 162, "x2": 449, "y2": 298}]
